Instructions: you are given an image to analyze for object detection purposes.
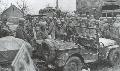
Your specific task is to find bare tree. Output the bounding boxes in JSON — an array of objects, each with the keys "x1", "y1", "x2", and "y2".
[
  {"x1": 95, "y1": 0, "x2": 104, "y2": 7},
  {"x1": 16, "y1": 0, "x2": 30, "y2": 16},
  {"x1": 0, "y1": 0, "x2": 9, "y2": 13}
]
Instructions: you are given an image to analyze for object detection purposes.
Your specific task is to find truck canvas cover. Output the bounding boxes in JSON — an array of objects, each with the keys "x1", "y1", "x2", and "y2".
[
  {"x1": 0, "y1": 36, "x2": 34, "y2": 71},
  {"x1": 12, "y1": 43, "x2": 36, "y2": 71}
]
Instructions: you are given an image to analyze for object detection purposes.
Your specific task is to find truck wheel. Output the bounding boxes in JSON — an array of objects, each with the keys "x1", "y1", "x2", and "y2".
[
  {"x1": 108, "y1": 49, "x2": 120, "y2": 66},
  {"x1": 63, "y1": 56, "x2": 83, "y2": 71}
]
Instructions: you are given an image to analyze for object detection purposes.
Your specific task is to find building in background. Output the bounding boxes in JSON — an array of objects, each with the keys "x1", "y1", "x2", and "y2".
[
  {"x1": 76, "y1": 0, "x2": 104, "y2": 19},
  {"x1": 1, "y1": 4, "x2": 24, "y2": 23},
  {"x1": 76, "y1": 0, "x2": 120, "y2": 19},
  {"x1": 101, "y1": 0, "x2": 120, "y2": 19}
]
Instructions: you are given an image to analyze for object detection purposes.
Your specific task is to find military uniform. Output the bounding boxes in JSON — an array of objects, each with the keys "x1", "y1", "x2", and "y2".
[
  {"x1": 36, "y1": 21, "x2": 48, "y2": 40},
  {"x1": 48, "y1": 21, "x2": 56, "y2": 39},
  {"x1": 16, "y1": 18, "x2": 27, "y2": 40},
  {"x1": 0, "y1": 19, "x2": 11, "y2": 38}
]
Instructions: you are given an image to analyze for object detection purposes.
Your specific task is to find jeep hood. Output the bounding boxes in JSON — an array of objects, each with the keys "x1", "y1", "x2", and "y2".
[
  {"x1": 40, "y1": 39, "x2": 78, "y2": 50},
  {"x1": 99, "y1": 38, "x2": 116, "y2": 47}
]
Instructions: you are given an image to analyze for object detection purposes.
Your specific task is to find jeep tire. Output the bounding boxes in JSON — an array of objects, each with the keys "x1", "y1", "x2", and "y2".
[
  {"x1": 108, "y1": 48, "x2": 120, "y2": 66},
  {"x1": 63, "y1": 56, "x2": 83, "y2": 71}
]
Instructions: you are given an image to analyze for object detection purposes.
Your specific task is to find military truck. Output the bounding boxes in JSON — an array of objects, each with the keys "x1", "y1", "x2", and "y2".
[{"x1": 0, "y1": 36, "x2": 36, "y2": 71}]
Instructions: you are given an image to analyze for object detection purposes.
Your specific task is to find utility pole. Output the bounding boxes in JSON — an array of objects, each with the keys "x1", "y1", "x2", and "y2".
[{"x1": 56, "y1": 0, "x2": 59, "y2": 9}]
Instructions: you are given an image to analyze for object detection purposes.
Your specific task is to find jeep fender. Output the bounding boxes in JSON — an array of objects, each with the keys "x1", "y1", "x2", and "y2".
[
  {"x1": 106, "y1": 45, "x2": 119, "y2": 59},
  {"x1": 55, "y1": 52, "x2": 84, "y2": 67}
]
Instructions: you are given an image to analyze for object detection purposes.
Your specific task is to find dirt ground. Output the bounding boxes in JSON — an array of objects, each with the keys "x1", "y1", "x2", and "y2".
[
  {"x1": 87, "y1": 60, "x2": 120, "y2": 71},
  {"x1": 36, "y1": 60, "x2": 120, "y2": 71}
]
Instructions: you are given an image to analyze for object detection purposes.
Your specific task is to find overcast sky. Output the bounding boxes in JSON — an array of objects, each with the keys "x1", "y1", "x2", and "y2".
[{"x1": 1, "y1": 0, "x2": 76, "y2": 14}]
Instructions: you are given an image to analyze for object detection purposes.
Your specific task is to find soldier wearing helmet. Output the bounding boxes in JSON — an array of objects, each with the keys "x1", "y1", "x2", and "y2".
[
  {"x1": 16, "y1": 18, "x2": 27, "y2": 40},
  {"x1": 35, "y1": 20, "x2": 48, "y2": 40},
  {"x1": 0, "y1": 18, "x2": 11, "y2": 38}
]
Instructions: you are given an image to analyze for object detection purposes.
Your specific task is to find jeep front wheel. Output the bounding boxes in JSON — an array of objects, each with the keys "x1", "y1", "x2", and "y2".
[
  {"x1": 108, "y1": 49, "x2": 120, "y2": 66},
  {"x1": 63, "y1": 56, "x2": 83, "y2": 71}
]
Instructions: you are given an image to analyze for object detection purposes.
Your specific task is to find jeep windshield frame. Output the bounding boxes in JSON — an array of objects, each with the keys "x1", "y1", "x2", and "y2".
[{"x1": 73, "y1": 18, "x2": 100, "y2": 49}]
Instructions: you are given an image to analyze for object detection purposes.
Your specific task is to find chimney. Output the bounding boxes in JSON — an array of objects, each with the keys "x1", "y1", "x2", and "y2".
[{"x1": 11, "y1": 3, "x2": 12, "y2": 6}]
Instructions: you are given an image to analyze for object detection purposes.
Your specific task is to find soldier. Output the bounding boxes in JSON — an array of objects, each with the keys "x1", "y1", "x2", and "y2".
[
  {"x1": 16, "y1": 18, "x2": 27, "y2": 40},
  {"x1": 66, "y1": 18, "x2": 75, "y2": 41},
  {"x1": 36, "y1": 20, "x2": 48, "y2": 40},
  {"x1": 60, "y1": 18, "x2": 67, "y2": 40},
  {"x1": 0, "y1": 18, "x2": 11, "y2": 38},
  {"x1": 48, "y1": 17, "x2": 56, "y2": 39},
  {"x1": 25, "y1": 17, "x2": 34, "y2": 43},
  {"x1": 55, "y1": 18, "x2": 66, "y2": 40}
]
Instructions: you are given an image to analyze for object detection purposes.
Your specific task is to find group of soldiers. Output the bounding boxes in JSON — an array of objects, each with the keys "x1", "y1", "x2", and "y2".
[
  {"x1": 0, "y1": 14, "x2": 99, "y2": 44},
  {"x1": 1, "y1": 13, "x2": 114, "y2": 46}
]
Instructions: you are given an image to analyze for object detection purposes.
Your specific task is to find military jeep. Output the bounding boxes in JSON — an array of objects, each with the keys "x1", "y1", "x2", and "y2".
[
  {"x1": 31, "y1": 15, "x2": 120, "y2": 71},
  {"x1": 32, "y1": 37, "x2": 120, "y2": 71}
]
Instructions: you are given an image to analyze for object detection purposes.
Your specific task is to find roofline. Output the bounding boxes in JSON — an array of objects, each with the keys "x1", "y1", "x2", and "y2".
[{"x1": 1, "y1": 5, "x2": 24, "y2": 17}]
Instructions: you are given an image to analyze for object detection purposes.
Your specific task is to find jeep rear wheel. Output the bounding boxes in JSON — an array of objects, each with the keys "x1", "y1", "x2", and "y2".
[
  {"x1": 63, "y1": 56, "x2": 83, "y2": 71},
  {"x1": 109, "y1": 49, "x2": 120, "y2": 66}
]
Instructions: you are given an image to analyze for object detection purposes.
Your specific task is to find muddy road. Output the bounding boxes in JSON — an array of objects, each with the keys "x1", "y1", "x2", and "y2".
[{"x1": 87, "y1": 60, "x2": 120, "y2": 71}]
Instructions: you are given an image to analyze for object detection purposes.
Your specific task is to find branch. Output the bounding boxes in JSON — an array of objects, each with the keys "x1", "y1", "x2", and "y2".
[{"x1": 16, "y1": 1, "x2": 22, "y2": 9}]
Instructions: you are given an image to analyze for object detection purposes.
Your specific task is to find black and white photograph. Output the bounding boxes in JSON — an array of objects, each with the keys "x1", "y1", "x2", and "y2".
[{"x1": 0, "y1": 0, "x2": 120, "y2": 71}]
